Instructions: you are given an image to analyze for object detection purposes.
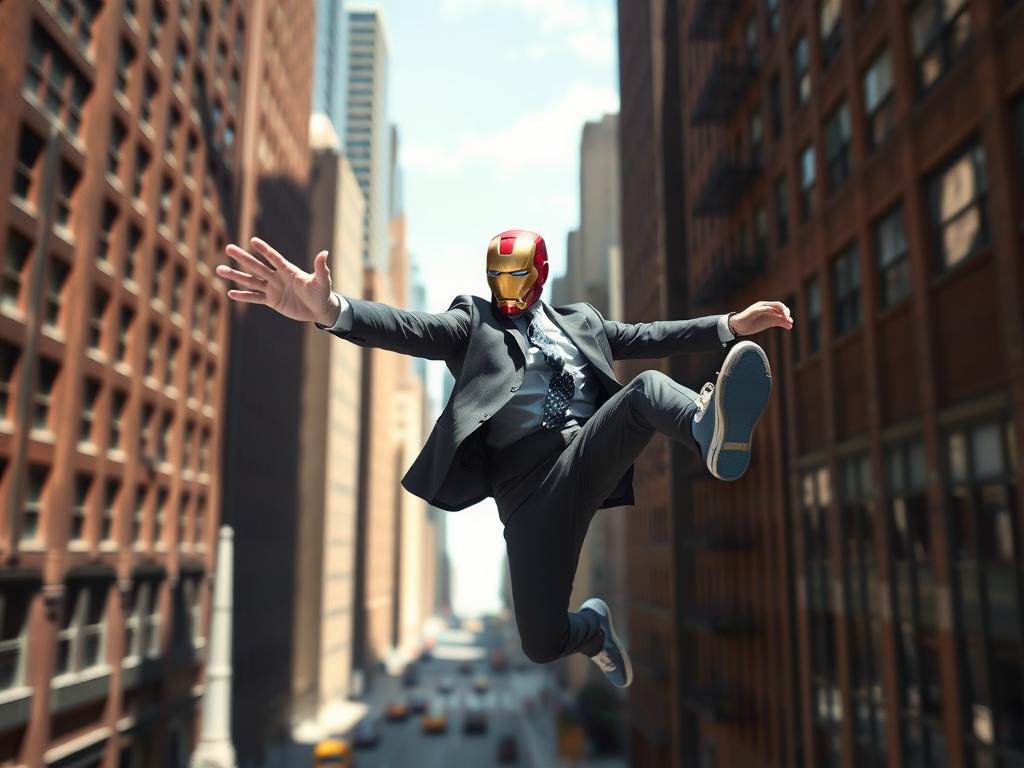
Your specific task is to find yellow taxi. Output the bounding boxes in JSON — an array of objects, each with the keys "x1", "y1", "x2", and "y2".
[
  {"x1": 313, "y1": 738, "x2": 353, "y2": 767},
  {"x1": 421, "y1": 699, "x2": 448, "y2": 734}
]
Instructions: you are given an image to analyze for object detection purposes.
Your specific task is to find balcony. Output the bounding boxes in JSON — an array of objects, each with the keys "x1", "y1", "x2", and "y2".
[
  {"x1": 682, "y1": 685, "x2": 748, "y2": 723},
  {"x1": 691, "y1": 52, "x2": 759, "y2": 126},
  {"x1": 681, "y1": 605, "x2": 755, "y2": 634},
  {"x1": 688, "y1": 0, "x2": 742, "y2": 39},
  {"x1": 693, "y1": 150, "x2": 762, "y2": 217},
  {"x1": 692, "y1": 239, "x2": 767, "y2": 306}
]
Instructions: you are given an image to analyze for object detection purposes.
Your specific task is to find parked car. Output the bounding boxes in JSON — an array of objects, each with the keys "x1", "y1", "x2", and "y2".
[
  {"x1": 385, "y1": 699, "x2": 409, "y2": 721},
  {"x1": 351, "y1": 717, "x2": 381, "y2": 748},
  {"x1": 421, "y1": 699, "x2": 448, "y2": 734},
  {"x1": 313, "y1": 738, "x2": 353, "y2": 767},
  {"x1": 463, "y1": 702, "x2": 488, "y2": 735},
  {"x1": 471, "y1": 674, "x2": 491, "y2": 694},
  {"x1": 497, "y1": 734, "x2": 519, "y2": 764}
]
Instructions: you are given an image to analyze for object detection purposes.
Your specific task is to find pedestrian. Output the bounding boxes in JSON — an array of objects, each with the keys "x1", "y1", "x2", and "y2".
[{"x1": 217, "y1": 230, "x2": 794, "y2": 687}]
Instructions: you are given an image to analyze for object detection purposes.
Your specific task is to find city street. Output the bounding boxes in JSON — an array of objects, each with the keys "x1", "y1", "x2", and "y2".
[{"x1": 344, "y1": 625, "x2": 556, "y2": 768}]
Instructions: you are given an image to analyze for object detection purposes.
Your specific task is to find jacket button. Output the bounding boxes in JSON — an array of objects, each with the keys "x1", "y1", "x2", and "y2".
[
  {"x1": 481, "y1": 412, "x2": 490, "y2": 421},
  {"x1": 510, "y1": 385, "x2": 518, "y2": 392}
]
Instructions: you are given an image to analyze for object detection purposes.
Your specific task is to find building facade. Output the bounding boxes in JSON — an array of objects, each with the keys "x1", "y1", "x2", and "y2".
[
  {"x1": 345, "y1": 7, "x2": 390, "y2": 272},
  {"x1": 0, "y1": 0, "x2": 246, "y2": 763},
  {"x1": 291, "y1": 122, "x2": 365, "y2": 732},
  {"x1": 312, "y1": 0, "x2": 347, "y2": 138},
  {"x1": 222, "y1": 0, "x2": 316, "y2": 762},
  {"x1": 617, "y1": 0, "x2": 1024, "y2": 766}
]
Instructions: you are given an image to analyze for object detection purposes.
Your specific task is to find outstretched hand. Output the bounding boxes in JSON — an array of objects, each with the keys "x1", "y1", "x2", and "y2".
[
  {"x1": 729, "y1": 300, "x2": 794, "y2": 336},
  {"x1": 217, "y1": 238, "x2": 340, "y2": 325}
]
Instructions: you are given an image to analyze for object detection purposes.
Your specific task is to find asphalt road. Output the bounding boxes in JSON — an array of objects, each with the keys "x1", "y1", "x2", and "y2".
[{"x1": 344, "y1": 628, "x2": 553, "y2": 768}]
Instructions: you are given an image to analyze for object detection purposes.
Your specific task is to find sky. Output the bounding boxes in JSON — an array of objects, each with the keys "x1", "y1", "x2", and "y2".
[{"x1": 369, "y1": 0, "x2": 620, "y2": 615}]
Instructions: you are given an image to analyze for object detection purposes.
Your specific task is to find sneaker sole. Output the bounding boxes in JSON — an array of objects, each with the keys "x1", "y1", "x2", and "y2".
[
  {"x1": 708, "y1": 341, "x2": 772, "y2": 481},
  {"x1": 582, "y1": 597, "x2": 633, "y2": 688}
]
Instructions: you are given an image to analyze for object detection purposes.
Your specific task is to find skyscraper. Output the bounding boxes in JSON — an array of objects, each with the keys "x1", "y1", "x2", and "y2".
[
  {"x1": 346, "y1": 7, "x2": 390, "y2": 272},
  {"x1": 617, "y1": 0, "x2": 1024, "y2": 766},
  {"x1": 312, "y1": 0, "x2": 347, "y2": 137},
  {"x1": 0, "y1": 0, "x2": 243, "y2": 763}
]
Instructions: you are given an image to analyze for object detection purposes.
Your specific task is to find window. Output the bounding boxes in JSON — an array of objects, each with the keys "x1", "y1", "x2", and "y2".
[
  {"x1": 117, "y1": 307, "x2": 133, "y2": 364},
  {"x1": 199, "y1": 429, "x2": 209, "y2": 474},
  {"x1": 159, "y1": 176, "x2": 173, "y2": 228},
  {"x1": 116, "y1": 38, "x2": 135, "y2": 95},
  {"x1": 89, "y1": 288, "x2": 108, "y2": 352},
  {"x1": 769, "y1": 73, "x2": 783, "y2": 139},
  {"x1": 793, "y1": 35, "x2": 811, "y2": 106},
  {"x1": 0, "y1": 343, "x2": 19, "y2": 422},
  {"x1": 159, "y1": 412, "x2": 173, "y2": 464},
  {"x1": 55, "y1": 162, "x2": 80, "y2": 231},
  {"x1": 183, "y1": 421, "x2": 193, "y2": 470},
  {"x1": 44, "y1": 256, "x2": 70, "y2": 330},
  {"x1": 832, "y1": 244, "x2": 861, "y2": 336},
  {"x1": 824, "y1": 102, "x2": 851, "y2": 193},
  {"x1": 149, "y1": 2, "x2": 165, "y2": 51},
  {"x1": 34, "y1": 358, "x2": 59, "y2": 431},
  {"x1": 22, "y1": 464, "x2": 47, "y2": 545},
  {"x1": 166, "y1": 107, "x2": 181, "y2": 157},
  {"x1": 3, "y1": 230, "x2": 31, "y2": 313},
  {"x1": 911, "y1": 0, "x2": 971, "y2": 93},
  {"x1": 787, "y1": 293, "x2": 801, "y2": 364},
  {"x1": 133, "y1": 484, "x2": 146, "y2": 543},
  {"x1": 0, "y1": 587, "x2": 31, "y2": 690},
  {"x1": 192, "y1": 286, "x2": 205, "y2": 330},
  {"x1": 124, "y1": 580, "x2": 161, "y2": 660},
  {"x1": 927, "y1": 140, "x2": 989, "y2": 273},
  {"x1": 803, "y1": 466, "x2": 842, "y2": 767},
  {"x1": 13, "y1": 125, "x2": 44, "y2": 204},
  {"x1": 71, "y1": 473, "x2": 91, "y2": 542},
  {"x1": 109, "y1": 389, "x2": 126, "y2": 451},
  {"x1": 24, "y1": 23, "x2": 91, "y2": 136},
  {"x1": 133, "y1": 146, "x2": 150, "y2": 201},
  {"x1": 125, "y1": 225, "x2": 141, "y2": 284},
  {"x1": 166, "y1": 335, "x2": 179, "y2": 389},
  {"x1": 946, "y1": 419, "x2": 1023, "y2": 757},
  {"x1": 174, "y1": 40, "x2": 188, "y2": 84},
  {"x1": 171, "y1": 265, "x2": 185, "y2": 316},
  {"x1": 154, "y1": 488, "x2": 168, "y2": 544},
  {"x1": 50, "y1": 0, "x2": 101, "y2": 49},
  {"x1": 139, "y1": 402, "x2": 154, "y2": 457},
  {"x1": 146, "y1": 324, "x2": 160, "y2": 379},
  {"x1": 874, "y1": 205, "x2": 911, "y2": 309},
  {"x1": 806, "y1": 274, "x2": 822, "y2": 354},
  {"x1": 141, "y1": 72, "x2": 158, "y2": 126},
  {"x1": 749, "y1": 111, "x2": 764, "y2": 164},
  {"x1": 800, "y1": 144, "x2": 816, "y2": 221},
  {"x1": 178, "y1": 199, "x2": 191, "y2": 248},
  {"x1": 152, "y1": 248, "x2": 166, "y2": 303},
  {"x1": 841, "y1": 455, "x2": 885, "y2": 764},
  {"x1": 80, "y1": 376, "x2": 100, "y2": 444},
  {"x1": 97, "y1": 201, "x2": 118, "y2": 263},
  {"x1": 863, "y1": 48, "x2": 895, "y2": 150},
  {"x1": 766, "y1": 0, "x2": 780, "y2": 35},
  {"x1": 198, "y1": 4, "x2": 210, "y2": 51},
  {"x1": 820, "y1": 0, "x2": 843, "y2": 70},
  {"x1": 195, "y1": 494, "x2": 206, "y2": 544},
  {"x1": 101, "y1": 479, "x2": 118, "y2": 542},
  {"x1": 775, "y1": 177, "x2": 789, "y2": 247}
]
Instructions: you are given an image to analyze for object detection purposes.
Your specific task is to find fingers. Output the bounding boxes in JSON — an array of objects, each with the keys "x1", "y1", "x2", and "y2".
[
  {"x1": 250, "y1": 237, "x2": 292, "y2": 272},
  {"x1": 215, "y1": 264, "x2": 267, "y2": 291},
  {"x1": 226, "y1": 289, "x2": 266, "y2": 304},
  {"x1": 225, "y1": 243, "x2": 275, "y2": 281}
]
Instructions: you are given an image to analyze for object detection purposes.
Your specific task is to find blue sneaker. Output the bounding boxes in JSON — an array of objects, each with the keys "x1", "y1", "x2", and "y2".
[
  {"x1": 579, "y1": 597, "x2": 633, "y2": 688},
  {"x1": 691, "y1": 340, "x2": 772, "y2": 481}
]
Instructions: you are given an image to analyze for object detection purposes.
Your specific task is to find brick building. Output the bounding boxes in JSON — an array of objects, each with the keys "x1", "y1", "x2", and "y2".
[
  {"x1": 617, "y1": 0, "x2": 1024, "y2": 766},
  {"x1": 0, "y1": 0, "x2": 246, "y2": 763}
]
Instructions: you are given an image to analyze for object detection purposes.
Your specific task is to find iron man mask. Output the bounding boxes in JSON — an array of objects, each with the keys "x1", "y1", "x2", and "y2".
[{"x1": 486, "y1": 230, "x2": 550, "y2": 316}]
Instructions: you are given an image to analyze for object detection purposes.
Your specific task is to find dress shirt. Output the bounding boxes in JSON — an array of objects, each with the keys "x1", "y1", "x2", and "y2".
[{"x1": 315, "y1": 292, "x2": 737, "y2": 451}]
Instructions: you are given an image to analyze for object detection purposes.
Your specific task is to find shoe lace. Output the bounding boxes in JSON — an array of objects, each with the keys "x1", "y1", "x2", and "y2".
[
  {"x1": 590, "y1": 649, "x2": 617, "y2": 674},
  {"x1": 696, "y1": 382, "x2": 715, "y2": 416}
]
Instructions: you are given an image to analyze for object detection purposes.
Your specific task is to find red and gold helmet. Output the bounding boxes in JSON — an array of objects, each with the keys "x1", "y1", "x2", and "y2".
[{"x1": 486, "y1": 230, "x2": 549, "y2": 316}]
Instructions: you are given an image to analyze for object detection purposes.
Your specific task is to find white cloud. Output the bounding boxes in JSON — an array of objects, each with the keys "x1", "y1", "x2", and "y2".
[
  {"x1": 441, "y1": 0, "x2": 615, "y2": 64},
  {"x1": 403, "y1": 82, "x2": 619, "y2": 174}
]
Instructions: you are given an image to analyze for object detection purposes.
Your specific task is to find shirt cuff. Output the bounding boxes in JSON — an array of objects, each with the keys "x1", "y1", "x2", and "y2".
[
  {"x1": 717, "y1": 313, "x2": 736, "y2": 343},
  {"x1": 314, "y1": 292, "x2": 353, "y2": 332}
]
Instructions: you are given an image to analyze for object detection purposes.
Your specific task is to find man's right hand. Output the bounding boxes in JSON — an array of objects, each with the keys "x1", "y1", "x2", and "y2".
[{"x1": 217, "y1": 237, "x2": 341, "y2": 326}]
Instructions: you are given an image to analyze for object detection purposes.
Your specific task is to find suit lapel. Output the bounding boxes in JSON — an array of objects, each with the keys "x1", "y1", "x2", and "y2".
[
  {"x1": 544, "y1": 302, "x2": 618, "y2": 383},
  {"x1": 489, "y1": 298, "x2": 528, "y2": 365}
]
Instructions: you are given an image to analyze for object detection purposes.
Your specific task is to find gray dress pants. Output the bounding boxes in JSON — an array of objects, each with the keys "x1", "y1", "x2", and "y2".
[{"x1": 487, "y1": 369, "x2": 702, "y2": 663}]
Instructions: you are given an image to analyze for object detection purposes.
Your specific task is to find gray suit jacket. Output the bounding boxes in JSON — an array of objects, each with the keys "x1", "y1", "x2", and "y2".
[{"x1": 325, "y1": 294, "x2": 730, "y2": 511}]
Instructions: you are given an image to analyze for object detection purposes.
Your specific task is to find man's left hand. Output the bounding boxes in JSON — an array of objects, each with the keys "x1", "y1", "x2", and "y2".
[{"x1": 729, "y1": 301, "x2": 794, "y2": 336}]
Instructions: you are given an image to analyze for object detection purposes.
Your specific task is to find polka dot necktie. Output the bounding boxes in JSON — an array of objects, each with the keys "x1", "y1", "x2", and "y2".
[{"x1": 526, "y1": 317, "x2": 576, "y2": 430}]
